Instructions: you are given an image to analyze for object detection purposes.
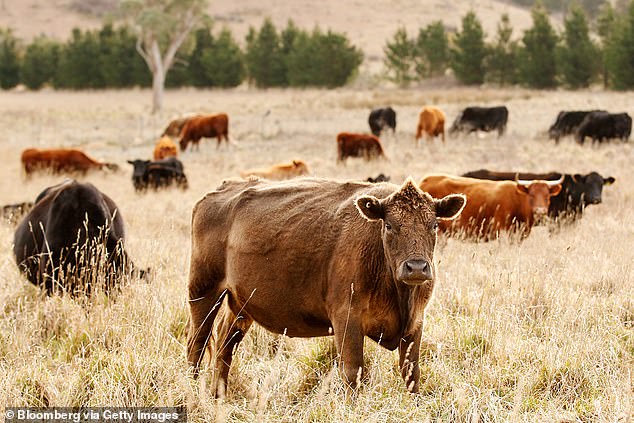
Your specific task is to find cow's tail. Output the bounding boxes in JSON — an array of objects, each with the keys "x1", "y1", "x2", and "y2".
[{"x1": 104, "y1": 163, "x2": 120, "y2": 172}]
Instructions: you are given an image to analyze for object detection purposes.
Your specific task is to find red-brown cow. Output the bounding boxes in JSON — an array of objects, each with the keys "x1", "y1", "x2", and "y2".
[
  {"x1": 336, "y1": 132, "x2": 386, "y2": 164},
  {"x1": 415, "y1": 106, "x2": 445, "y2": 145},
  {"x1": 153, "y1": 136, "x2": 179, "y2": 161},
  {"x1": 21, "y1": 148, "x2": 119, "y2": 176},
  {"x1": 420, "y1": 174, "x2": 562, "y2": 240},
  {"x1": 179, "y1": 113, "x2": 229, "y2": 151},
  {"x1": 187, "y1": 177, "x2": 465, "y2": 395}
]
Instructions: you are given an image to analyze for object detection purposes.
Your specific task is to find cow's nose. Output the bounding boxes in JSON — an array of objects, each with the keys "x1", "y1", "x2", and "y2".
[
  {"x1": 588, "y1": 197, "x2": 601, "y2": 205},
  {"x1": 400, "y1": 260, "x2": 432, "y2": 283},
  {"x1": 534, "y1": 207, "x2": 548, "y2": 216}
]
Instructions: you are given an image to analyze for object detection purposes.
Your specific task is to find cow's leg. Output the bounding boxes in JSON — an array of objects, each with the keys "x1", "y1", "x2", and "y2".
[
  {"x1": 332, "y1": 315, "x2": 364, "y2": 392},
  {"x1": 399, "y1": 326, "x2": 422, "y2": 393},
  {"x1": 187, "y1": 275, "x2": 228, "y2": 377},
  {"x1": 212, "y1": 301, "x2": 253, "y2": 398}
]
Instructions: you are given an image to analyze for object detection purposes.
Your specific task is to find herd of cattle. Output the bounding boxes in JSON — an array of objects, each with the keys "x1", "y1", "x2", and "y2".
[{"x1": 2, "y1": 102, "x2": 625, "y2": 395}]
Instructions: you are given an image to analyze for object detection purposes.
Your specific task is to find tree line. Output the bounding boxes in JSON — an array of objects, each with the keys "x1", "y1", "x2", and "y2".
[
  {"x1": 0, "y1": 18, "x2": 363, "y2": 90},
  {"x1": 384, "y1": 0, "x2": 634, "y2": 90}
]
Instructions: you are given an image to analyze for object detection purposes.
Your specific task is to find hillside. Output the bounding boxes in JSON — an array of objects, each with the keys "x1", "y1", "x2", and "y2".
[{"x1": 1, "y1": 0, "x2": 545, "y2": 62}]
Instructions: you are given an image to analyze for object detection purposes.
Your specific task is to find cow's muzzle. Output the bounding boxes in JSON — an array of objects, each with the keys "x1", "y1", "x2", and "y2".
[{"x1": 398, "y1": 259, "x2": 433, "y2": 285}]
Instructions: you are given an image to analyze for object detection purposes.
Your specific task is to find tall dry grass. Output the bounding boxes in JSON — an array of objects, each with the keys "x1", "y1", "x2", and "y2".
[{"x1": 0, "y1": 87, "x2": 632, "y2": 422}]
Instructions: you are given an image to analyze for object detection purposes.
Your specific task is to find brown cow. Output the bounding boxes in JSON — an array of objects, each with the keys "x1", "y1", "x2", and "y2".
[
  {"x1": 240, "y1": 159, "x2": 310, "y2": 180},
  {"x1": 415, "y1": 106, "x2": 445, "y2": 146},
  {"x1": 420, "y1": 174, "x2": 562, "y2": 240},
  {"x1": 153, "y1": 136, "x2": 179, "y2": 161},
  {"x1": 186, "y1": 177, "x2": 465, "y2": 395},
  {"x1": 21, "y1": 148, "x2": 119, "y2": 176},
  {"x1": 336, "y1": 132, "x2": 386, "y2": 164},
  {"x1": 162, "y1": 116, "x2": 194, "y2": 138},
  {"x1": 179, "y1": 113, "x2": 229, "y2": 151}
]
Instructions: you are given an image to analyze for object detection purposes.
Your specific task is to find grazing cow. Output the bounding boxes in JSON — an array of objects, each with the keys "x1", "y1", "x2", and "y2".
[
  {"x1": 162, "y1": 116, "x2": 193, "y2": 138},
  {"x1": 576, "y1": 111, "x2": 632, "y2": 144},
  {"x1": 1, "y1": 202, "x2": 34, "y2": 225},
  {"x1": 186, "y1": 177, "x2": 466, "y2": 395},
  {"x1": 153, "y1": 136, "x2": 179, "y2": 161},
  {"x1": 366, "y1": 173, "x2": 391, "y2": 183},
  {"x1": 415, "y1": 106, "x2": 445, "y2": 145},
  {"x1": 127, "y1": 157, "x2": 188, "y2": 191},
  {"x1": 368, "y1": 107, "x2": 397, "y2": 137},
  {"x1": 548, "y1": 110, "x2": 605, "y2": 143},
  {"x1": 179, "y1": 113, "x2": 229, "y2": 151},
  {"x1": 13, "y1": 180, "x2": 143, "y2": 295},
  {"x1": 462, "y1": 169, "x2": 615, "y2": 221},
  {"x1": 449, "y1": 106, "x2": 509, "y2": 136},
  {"x1": 336, "y1": 132, "x2": 386, "y2": 164},
  {"x1": 420, "y1": 174, "x2": 562, "y2": 240},
  {"x1": 21, "y1": 148, "x2": 119, "y2": 175},
  {"x1": 240, "y1": 159, "x2": 310, "y2": 180}
]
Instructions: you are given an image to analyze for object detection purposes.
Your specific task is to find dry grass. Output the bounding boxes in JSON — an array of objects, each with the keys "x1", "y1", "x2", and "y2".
[{"x1": 0, "y1": 87, "x2": 633, "y2": 422}]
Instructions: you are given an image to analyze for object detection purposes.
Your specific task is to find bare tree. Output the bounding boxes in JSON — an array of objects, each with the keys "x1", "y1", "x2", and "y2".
[{"x1": 121, "y1": 0, "x2": 208, "y2": 113}]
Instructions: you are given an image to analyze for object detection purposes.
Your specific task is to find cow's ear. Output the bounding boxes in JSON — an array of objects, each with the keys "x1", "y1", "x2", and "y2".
[
  {"x1": 604, "y1": 176, "x2": 615, "y2": 185},
  {"x1": 549, "y1": 184, "x2": 562, "y2": 196},
  {"x1": 435, "y1": 194, "x2": 466, "y2": 220},
  {"x1": 572, "y1": 173, "x2": 584, "y2": 183},
  {"x1": 293, "y1": 160, "x2": 300, "y2": 166},
  {"x1": 356, "y1": 195, "x2": 384, "y2": 221},
  {"x1": 126, "y1": 160, "x2": 134, "y2": 165}
]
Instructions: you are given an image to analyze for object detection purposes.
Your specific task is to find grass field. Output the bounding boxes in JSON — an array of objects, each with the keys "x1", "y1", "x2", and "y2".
[{"x1": 0, "y1": 87, "x2": 632, "y2": 422}]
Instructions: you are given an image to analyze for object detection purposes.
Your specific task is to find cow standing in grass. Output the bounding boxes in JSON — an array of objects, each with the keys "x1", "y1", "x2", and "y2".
[
  {"x1": 420, "y1": 174, "x2": 562, "y2": 240},
  {"x1": 179, "y1": 113, "x2": 229, "y2": 151},
  {"x1": 186, "y1": 177, "x2": 465, "y2": 395}
]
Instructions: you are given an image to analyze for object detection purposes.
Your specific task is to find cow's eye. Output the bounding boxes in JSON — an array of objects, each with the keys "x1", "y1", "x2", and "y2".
[
  {"x1": 432, "y1": 221, "x2": 439, "y2": 230},
  {"x1": 385, "y1": 222, "x2": 392, "y2": 231}
]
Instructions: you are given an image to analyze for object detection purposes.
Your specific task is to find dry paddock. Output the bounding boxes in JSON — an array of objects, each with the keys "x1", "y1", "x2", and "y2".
[{"x1": 0, "y1": 87, "x2": 632, "y2": 422}]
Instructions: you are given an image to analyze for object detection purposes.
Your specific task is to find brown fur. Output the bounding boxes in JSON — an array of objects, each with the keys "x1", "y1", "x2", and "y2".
[
  {"x1": 186, "y1": 177, "x2": 465, "y2": 396},
  {"x1": 21, "y1": 148, "x2": 119, "y2": 175},
  {"x1": 336, "y1": 132, "x2": 386, "y2": 164},
  {"x1": 415, "y1": 106, "x2": 445, "y2": 145},
  {"x1": 179, "y1": 113, "x2": 229, "y2": 151},
  {"x1": 162, "y1": 116, "x2": 193, "y2": 138},
  {"x1": 239, "y1": 159, "x2": 310, "y2": 180},
  {"x1": 153, "y1": 136, "x2": 179, "y2": 161},
  {"x1": 420, "y1": 174, "x2": 562, "y2": 240}
]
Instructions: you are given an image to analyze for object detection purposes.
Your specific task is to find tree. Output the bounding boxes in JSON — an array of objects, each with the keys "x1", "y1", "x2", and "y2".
[
  {"x1": 415, "y1": 21, "x2": 449, "y2": 78},
  {"x1": 245, "y1": 18, "x2": 287, "y2": 87},
  {"x1": 120, "y1": 0, "x2": 208, "y2": 113},
  {"x1": 383, "y1": 27, "x2": 415, "y2": 86},
  {"x1": 517, "y1": 2, "x2": 558, "y2": 88},
  {"x1": 486, "y1": 13, "x2": 518, "y2": 85},
  {"x1": 286, "y1": 27, "x2": 363, "y2": 87},
  {"x1": 0, "y1": 28, "x2": 20, "y2": 89},
  {"x1": 605, "y1": 1, "x2": 634, "y2": 89},
  {"x1": 450, "y1": 11, "x2": 487, "y2": 85},
  {"x1": 21, "y1": 36, "x2": 60, "y2": 90},
  {"x1": 199, "y1": 28, "x2": 245, "y2": 87},
  {"x1": 55, "y1": 28, "x2": 104, "y2": 88},
  {"x1": 188, "y1": 26, "x2": 214, "y2": 87},
  {"x1": 596, "y1": 2, "x2": 616, "y2": 87},
  {"x1": 558, "y1": 3, "x2": 598, "y2": 88}
]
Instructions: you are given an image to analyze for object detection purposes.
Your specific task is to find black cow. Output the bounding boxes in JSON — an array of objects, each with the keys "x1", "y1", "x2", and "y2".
[
  {"x1": 127, "y1": 157, "x2": 188, "y2": 191},
  {"x1": 576, "y1": 112, "x2": 632, "y2": 144},
  {"x1": 368, "y1": 107, "x2": 397, "y2": 137},
  {"x1": 462, "y1": 169, "x2": 616, "y2": 221},
  {"x1": 13, "y1": 180, "x2": 144, "y2": 295},
  {"x1": 449, "y1": 106, "x2": 508, "y2": 136},
  {"x1": 1, "y1": 202, "x2": 34, "y2": 225},
  {"x1": 548, "y1": 110, "x2": 606, "y2": 143},
  {"x1": 366, "y1": 173, "x2": 391, "y2": 183}
]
